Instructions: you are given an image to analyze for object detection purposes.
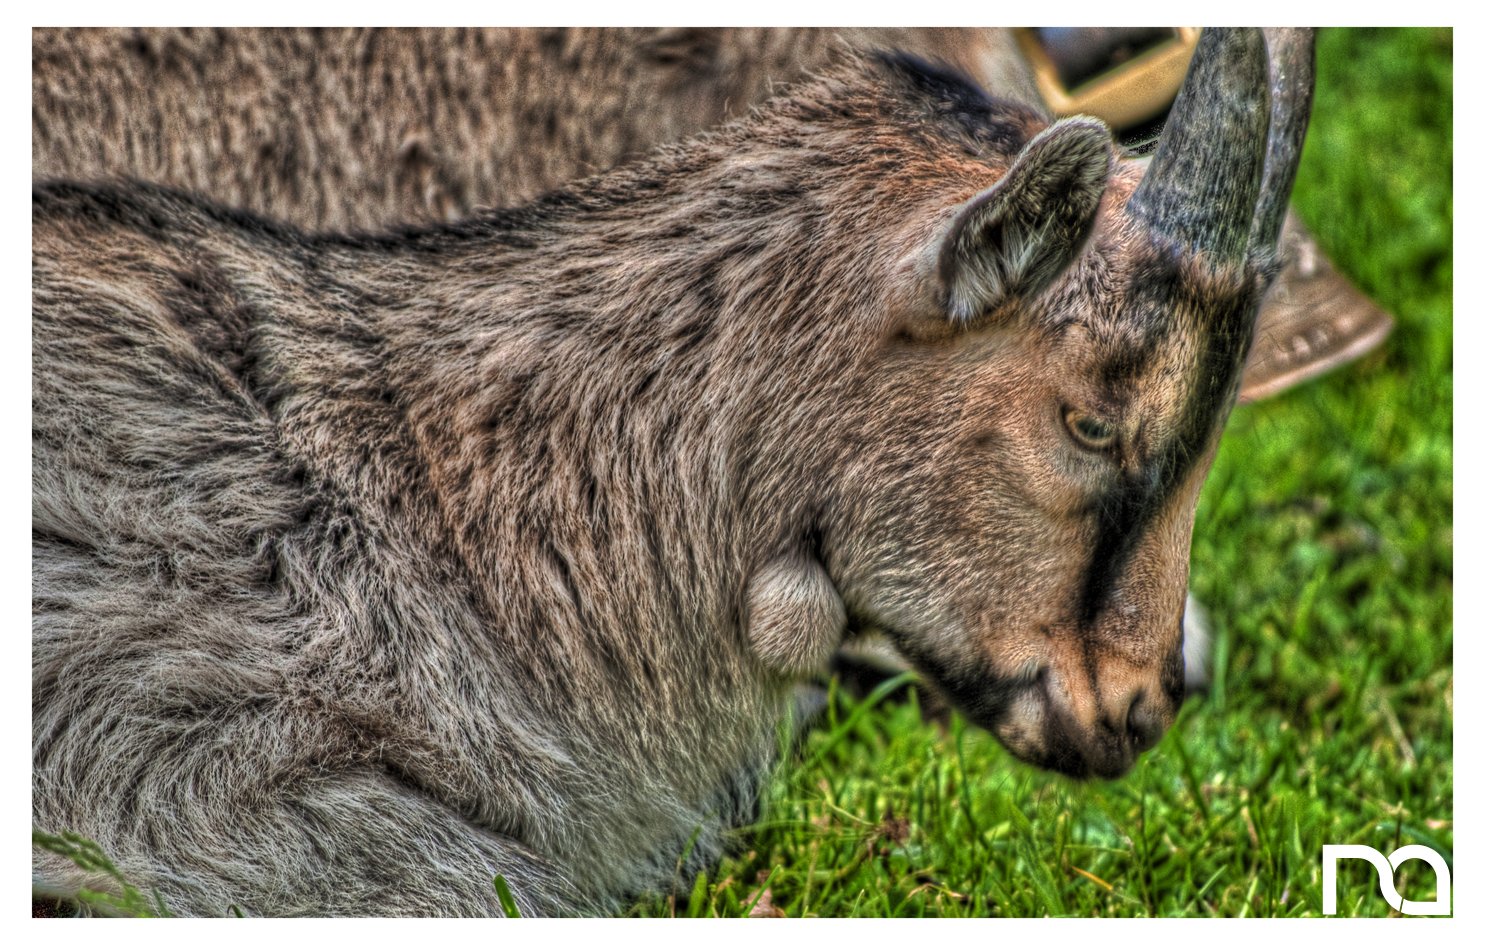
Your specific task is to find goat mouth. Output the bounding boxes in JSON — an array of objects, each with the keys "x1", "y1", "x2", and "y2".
[
  {"x1": 861, "y1": 618, "x2": 1035, "y2": 738},
  {"x1": 948, "y1": 675, "x2": 1139, "y2": 780},
  {"x1": 1035, "y1": 694, "x2": 1138, "y2": 780},
  {"x1": 852, "y1": 618, "x2": 1145, "y2": 779}
]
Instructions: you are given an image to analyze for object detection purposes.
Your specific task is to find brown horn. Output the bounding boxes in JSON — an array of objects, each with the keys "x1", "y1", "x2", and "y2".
[
  {"x1": 1126, "y1": 27, "x2": 1270, "y2": 262},
  {"x1": 1250, "y1": 28, "x2": 1317, "y2": 254}
]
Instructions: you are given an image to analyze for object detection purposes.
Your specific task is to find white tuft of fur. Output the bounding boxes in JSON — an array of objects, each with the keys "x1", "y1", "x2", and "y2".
[
  {"x1": 744, "y1": 557, "x2": 847, "y2": 677},
  {"x1": 1182, "y1": 592, "x2": 1214, "y2": 692}
]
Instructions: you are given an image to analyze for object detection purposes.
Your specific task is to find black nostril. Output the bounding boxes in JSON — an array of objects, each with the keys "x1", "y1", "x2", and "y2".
[{"x1": 1124, "y1": 690, "x2": 1161, "y2": 752}]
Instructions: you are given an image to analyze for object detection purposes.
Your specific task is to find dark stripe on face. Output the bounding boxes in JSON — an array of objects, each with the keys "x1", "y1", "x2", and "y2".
[{"x1": 1077, "y1": 269, "x2": 1262, "y2": 624}]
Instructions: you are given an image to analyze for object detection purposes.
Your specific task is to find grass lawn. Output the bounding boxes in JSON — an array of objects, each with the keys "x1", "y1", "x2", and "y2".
[{"x1": 630, "y1": 27, "x2": 1454, "y2": 918}]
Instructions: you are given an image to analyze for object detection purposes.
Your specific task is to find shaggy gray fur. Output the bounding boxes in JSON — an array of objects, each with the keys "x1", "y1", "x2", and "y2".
[{"x1": 34, "y1": 33, "x2": 1307, "y2": 915}]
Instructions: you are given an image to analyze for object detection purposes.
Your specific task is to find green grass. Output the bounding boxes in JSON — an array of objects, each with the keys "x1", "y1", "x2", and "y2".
[
  {"x1": 629, "y1": 27, "x2": 1454, "y2": 918},
  {"x1": 32, "y1": 831, "x2": 174, "y2": 918}
]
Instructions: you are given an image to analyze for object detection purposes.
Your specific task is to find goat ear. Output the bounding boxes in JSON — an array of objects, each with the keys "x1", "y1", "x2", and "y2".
[{"x1": 939, "y1": 117, "x2": 1113, "y2": 323}]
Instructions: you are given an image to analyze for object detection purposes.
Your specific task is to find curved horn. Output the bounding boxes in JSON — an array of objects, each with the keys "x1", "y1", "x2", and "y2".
[
  {"x1": 1250, "y1": 28, "x2": 1317, "y2": 253},
  {"x1": 1127, "y1": 28, "x2": 1271, "y2": 262}
]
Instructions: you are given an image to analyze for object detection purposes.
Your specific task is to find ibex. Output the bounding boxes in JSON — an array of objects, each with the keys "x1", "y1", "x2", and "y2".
[{"x1": 33, "y1": 28, "x2": 1311, "y2": 914}]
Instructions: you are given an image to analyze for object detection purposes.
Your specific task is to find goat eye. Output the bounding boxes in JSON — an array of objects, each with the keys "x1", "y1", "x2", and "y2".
[{"x1": 1063, "y1": 407, "x2": 1118, "y2": 452}]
